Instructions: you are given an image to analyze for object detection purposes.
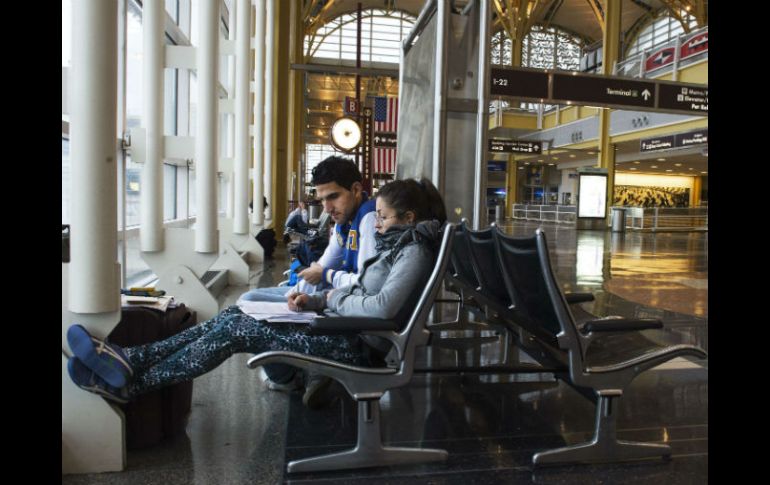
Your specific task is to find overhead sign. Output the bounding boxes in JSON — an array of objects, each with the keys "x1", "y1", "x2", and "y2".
[
  {"x1": 490, "y1": 66, "x2": 708, "y2": 116},
  {"x1": 373, "y1": 131, "x2": 397, "y2": 148},
  {"x1": 552, "y1": 73, "x2": 655, "y2": 109},
  {"x1": 640, "y1": 129, "x2": 708, "y2": 152},
  {"x1": 344, "y1": 96, "x2": 360, "y2": 115},
  {"x1": 490, "y1": 67, "x2": 549, "y2": 100},
  {"x1": 489, "y1": 139, "x2": 542, "y2": 154},
  {"x1": 658, "y1": 83, "x2": 708, "y2": 113}
]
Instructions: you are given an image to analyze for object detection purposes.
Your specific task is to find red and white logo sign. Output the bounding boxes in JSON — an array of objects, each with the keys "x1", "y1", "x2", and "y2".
[
  {"x1": 645, "y1": 47, "x2": 676, "y2": 72},
  {"x1": 680, "y1": 30, "x2": 708, "y2": 60}
]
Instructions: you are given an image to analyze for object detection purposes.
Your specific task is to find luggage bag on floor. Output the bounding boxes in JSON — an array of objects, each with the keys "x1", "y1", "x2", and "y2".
[{"x1": 108, "y1": 304, "x2": 197, "y2": 449}]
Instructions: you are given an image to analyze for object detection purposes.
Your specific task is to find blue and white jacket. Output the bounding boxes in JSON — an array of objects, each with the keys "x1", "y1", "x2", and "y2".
[{"x1": 293, "y1": 194, "x2": 376, "y2": 293}]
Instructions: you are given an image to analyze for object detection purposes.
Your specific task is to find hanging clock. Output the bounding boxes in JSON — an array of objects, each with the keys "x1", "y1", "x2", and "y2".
[{"x1": 329, "y1": 116, "x2": 362, "y2": 153}]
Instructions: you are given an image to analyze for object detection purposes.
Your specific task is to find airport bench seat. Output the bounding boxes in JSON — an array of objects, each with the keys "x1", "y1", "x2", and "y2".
[
  {"x1": 486, "y1": 226, "x2": 708, "y2": 467},
  {"x1": 246, "y1": 224, "x2": 456, "y2": 473}
]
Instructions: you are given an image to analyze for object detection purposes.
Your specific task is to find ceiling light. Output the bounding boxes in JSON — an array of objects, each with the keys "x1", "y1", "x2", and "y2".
[
  {"x1": 674, "y1": 163, "x2": 682, "y2": 167},
  {"x1": 701, "y1": 171, "x2": 708, "y2": 174},
  {"x1": 569, "y1": 154, "x2": 576, "y2": 158},
  {"x1": 524, "y1": 162, "x2": 530, "y2": 165},
  {"x1": 689, "y1": 168, "x2": 694, "y2": 170},
  {"x1": 552, "y1": 157, "x2": 559, "y2": 160},
  {"x1": 587, "y1": 151, "x2": 595, "y2": 155},
  {"x1": 518, "y1": 167, "x2": 524, "y2": 170},
  {"x1": 651, "y1": 165, "x2": 658, "y2": 168},
  {"x1": 665, "y1": 169, "x2": 673, "y2": 172},
  {"x1": 657, "y1": 158, "x2": 665, "y2": 161},
  {"x1": 634, "y1": 161, "x2": 640, "y2": 164},
  {"x1": 548, "y1": 163, "x2": 555, "y2": 166},
  {"x1": 630, "y1": 167, "x2": 637, "y2": 170}
]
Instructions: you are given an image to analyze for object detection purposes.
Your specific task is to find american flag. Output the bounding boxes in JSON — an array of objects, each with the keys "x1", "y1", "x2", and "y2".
[{"x1": 373, "y1": 96, "x2": 398, "y2": 175}]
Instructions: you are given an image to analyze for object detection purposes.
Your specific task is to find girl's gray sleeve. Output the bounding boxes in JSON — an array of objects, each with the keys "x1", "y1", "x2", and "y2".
[{"x1": 327, "y1": 244, "x2": 432, "y2": 320}]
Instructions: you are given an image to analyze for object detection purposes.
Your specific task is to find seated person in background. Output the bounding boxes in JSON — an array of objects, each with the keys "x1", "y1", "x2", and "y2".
[
  {"x1": 64, "y1": 178, "x2": 447, "y2": 406},
  {"x1": 285, "y1": 199, "x2": 310, "y2": 236}
]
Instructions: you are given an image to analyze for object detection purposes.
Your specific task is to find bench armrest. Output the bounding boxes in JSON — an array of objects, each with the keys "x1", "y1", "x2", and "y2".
[
  {"x1": 580, "y1": 318, "x2": 663, "y2": 334},
  {"x1": 308, "y1": 316, "x2": 399, "y2": 335},
  {"x1": 565, "y1": 292, "x2": 595, "y2": 304}
]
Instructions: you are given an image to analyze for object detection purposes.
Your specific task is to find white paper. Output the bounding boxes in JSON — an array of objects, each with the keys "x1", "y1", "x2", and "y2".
[{"x1": 237, "y1": 300, "x2": 318, "y2": 323}]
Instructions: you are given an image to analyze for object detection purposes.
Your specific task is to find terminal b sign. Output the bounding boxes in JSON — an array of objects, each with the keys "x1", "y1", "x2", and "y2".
[{"x1": 489, "y1": 139, "x2": 542, "y2": 154}]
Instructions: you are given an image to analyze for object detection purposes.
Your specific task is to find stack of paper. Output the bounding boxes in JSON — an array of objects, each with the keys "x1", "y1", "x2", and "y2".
[
  {"x1": 122, "y1": 295, "x2": 174, "y2": 313},
  {"x1": 237, "y1": 301, "x2": 319, "y2": 324}
]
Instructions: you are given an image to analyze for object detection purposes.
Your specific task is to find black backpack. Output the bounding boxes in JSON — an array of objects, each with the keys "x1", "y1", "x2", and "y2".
[{"x1": 256, "y1": 228, "x2": 277, "y2": 258}]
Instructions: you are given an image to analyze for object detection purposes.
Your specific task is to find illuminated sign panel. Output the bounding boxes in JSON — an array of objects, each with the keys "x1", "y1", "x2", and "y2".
[{"x1": 577, "y1": 174, "x2": 608, "y2": 219}]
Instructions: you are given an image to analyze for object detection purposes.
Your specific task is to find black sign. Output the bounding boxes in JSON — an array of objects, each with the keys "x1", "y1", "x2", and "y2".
[
  {"x1": 490, "y1": 68, "x2": 548, "y2": 99},
  {"x1": 640, "y1": 129, "x2": 708, "y2": 152},
  {"x1": 361, "y1": 108, "x2": 373, "y2": 189},
  {"x1": 489, "y1": 67, "x2": 708, "y2": 116},
  {"x1": 678, "y1": 129, "x2": 708, "y2": 147},
  {"x1": 488, "y1": 161, "x2": 507, "y2": 172},
  {"x1": 640, "y1": 136, "x2": 675, "y2": 152},
  {"x1": 489, "y1": 139, "x2": 542, "y2": 154},
  {"x1": 658, "y1": 83, "x2": 708, "y2": 113},
  {"x1": 373, "y1": 131, "x2": 397, "y2": 148},
  {"x1": 552, "y1": 73, "x2": 655, "y2": 108}
]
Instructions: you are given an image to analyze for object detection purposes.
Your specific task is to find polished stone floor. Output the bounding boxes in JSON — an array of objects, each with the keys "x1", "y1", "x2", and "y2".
[{"x1": 62, "y1": 221, "x2": 708, "y2": 484}]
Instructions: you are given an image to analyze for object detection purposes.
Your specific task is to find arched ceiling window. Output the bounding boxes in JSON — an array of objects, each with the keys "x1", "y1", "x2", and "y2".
[
  {"x1": 304, "y1": 9, "x2": 416, "y2": 65},
  {"x1": 626, "y1": 11, "x2": 699, "y2": 58},
  {"x1": 492, "y1": 25, "x2": 583, "y2": 71}
]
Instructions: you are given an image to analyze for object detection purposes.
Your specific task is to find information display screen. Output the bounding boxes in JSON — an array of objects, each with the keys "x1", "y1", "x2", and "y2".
[{"x1": 577, "y1": 174, "x2": 608, "y2": 218}]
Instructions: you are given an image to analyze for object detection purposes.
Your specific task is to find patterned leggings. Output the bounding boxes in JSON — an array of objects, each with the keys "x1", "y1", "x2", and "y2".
[{"x1": 123, "y1": 305, "x2": 362, "y2": 398}]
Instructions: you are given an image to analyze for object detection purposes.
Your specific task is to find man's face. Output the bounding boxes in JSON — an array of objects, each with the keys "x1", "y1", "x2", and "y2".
[{"x1": 315, "y1": 181, "x2": 362, "y2": 225}]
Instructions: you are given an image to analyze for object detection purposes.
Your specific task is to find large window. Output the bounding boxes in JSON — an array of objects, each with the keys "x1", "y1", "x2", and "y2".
[
  {"x1": 305, "y1": 9, "x2": 416, "y2": 65},
  {"x1": 305, "y1": 144, "x2": 342, "y2": 189},
  {"x1": 626, "y1": 12, "x2": 699, "y2": 57},
  {"x1": 491, "y1": 25, "x2": 583, "y2": 71}
]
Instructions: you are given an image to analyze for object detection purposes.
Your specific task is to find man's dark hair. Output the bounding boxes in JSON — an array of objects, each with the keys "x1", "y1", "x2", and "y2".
[{"x1": 310, "y1": 156, "x2": 362, "y2": 190}]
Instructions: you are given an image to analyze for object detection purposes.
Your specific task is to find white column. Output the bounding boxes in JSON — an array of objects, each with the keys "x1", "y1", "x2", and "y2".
[
  {"x1": 195, "y1": 0, "x2": 219, "y2": 253},
  {"x1": 233, "y1": 0, "x2": 251, "y2": 234},
  {"x1": 226, "y1": 0, "x2": 236, "y2": 220},
  {"x1": 69, "y1": 0, "x2": 119, "y2": 313},
  {"x1": 473, "y1": 0, "x2": 491, "y2": 229},
  {"x1": 141, "y1": 0, "x2": 164, "y2": 251},
  {"x1": 263, "y1": 0, "x2": 275, "y2": 220},
  {"x1": 252, "y1": 0, "x2": 265, "y2": 225}
]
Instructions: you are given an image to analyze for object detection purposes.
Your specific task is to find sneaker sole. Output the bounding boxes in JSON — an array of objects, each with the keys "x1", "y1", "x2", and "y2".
[
  {"x1": 67, "y1": 325, "x2": 130, "y2": 388},
  {"x1": 67, "y1": 358, "x2": 129, "y2": 404}
]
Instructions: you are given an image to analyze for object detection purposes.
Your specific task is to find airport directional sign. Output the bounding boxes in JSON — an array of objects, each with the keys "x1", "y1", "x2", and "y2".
[
  {"x1": 489, "y1": 138, "x2": 542, "y2": 154},
  {"x1": 658, "y1": 83, "x2": 708, "y2": 114},
  {"x1": 489, "y1": 66, "x2": 708, "y2": 116},
  {"x1": 640, "y1": 128, "x2": 708, "y2": 152},
  {"x1": 551, "y1": 72, "x2": 656, "y2": 109},
  {"x1": 490, "y1": 67, "x2": 549, "y2": 100},
  {"x1": 373, "y1": 131, "x2": 397, "y2": 148}
]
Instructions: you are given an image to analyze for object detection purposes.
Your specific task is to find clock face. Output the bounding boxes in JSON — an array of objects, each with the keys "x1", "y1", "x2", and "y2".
[{"x1": 330, "y1": 117, "x2": 362, "y2": 152}]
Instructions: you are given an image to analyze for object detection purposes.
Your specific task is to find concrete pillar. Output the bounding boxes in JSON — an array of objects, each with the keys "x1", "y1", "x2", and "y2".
[
  {"x1": 598, "y1": 0, "x2": 621, "y2": 226},
  {"x1": 195, "y1": 0, "x2": 219, "y2": 252},
  {"x1": 252, "y1": 0, "x2": 265, "y2": 225},
  {"x1": 263, "y1": 0, "x2": 276, "y2": 220},
  {"x1": 233, "y1": 0, "x2": 251, "y2": 234},
  {"x1": 69, "y1": 0, "x2": 119, "y2": 313},
  {"x1": 141, "y1": 0, "x2": 164, "y2": 251}
]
